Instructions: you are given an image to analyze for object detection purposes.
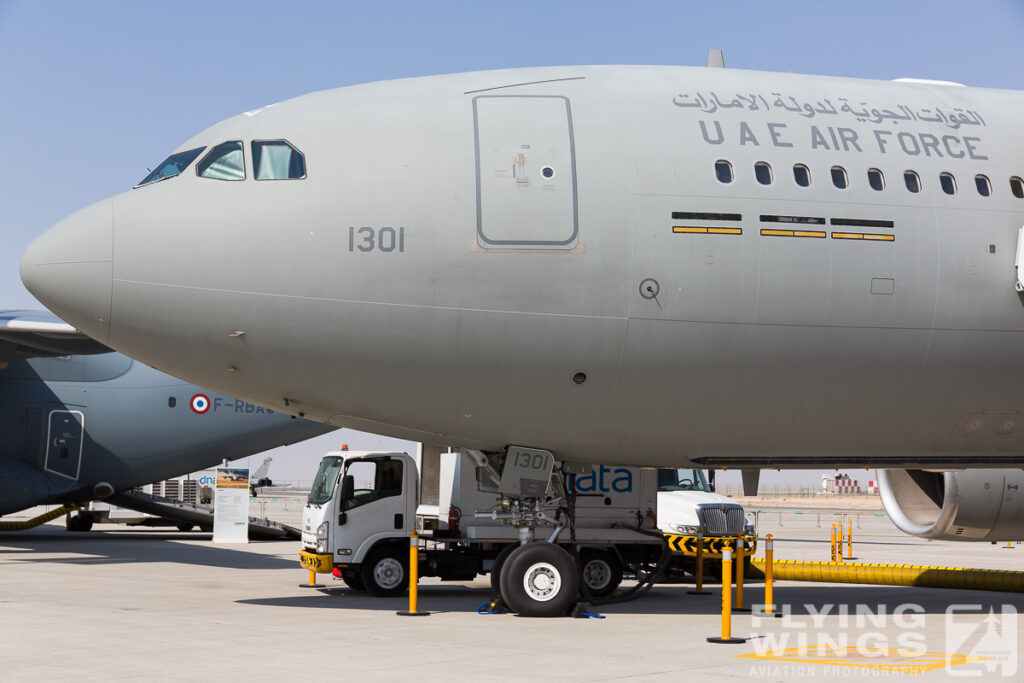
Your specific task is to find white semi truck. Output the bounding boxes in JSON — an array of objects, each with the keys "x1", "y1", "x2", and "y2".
[{"x1": 300, "y1": 448, "x2": 753, "y2": 616}]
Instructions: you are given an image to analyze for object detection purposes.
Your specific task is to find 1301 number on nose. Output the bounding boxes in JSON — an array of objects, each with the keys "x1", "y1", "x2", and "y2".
[{"x1": 349, "y1": 226, "x2": 406, "y2": 253}]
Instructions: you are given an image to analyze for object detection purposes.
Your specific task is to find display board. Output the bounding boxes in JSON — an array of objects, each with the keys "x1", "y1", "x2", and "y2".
[{"x1": 213, "y1": 467, "x2": 249, "y2": 543}]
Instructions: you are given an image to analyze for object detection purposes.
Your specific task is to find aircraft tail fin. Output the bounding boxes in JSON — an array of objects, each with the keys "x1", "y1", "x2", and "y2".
[{"x1": 250, "y1": 457, "x2": 272, "y2": 484}]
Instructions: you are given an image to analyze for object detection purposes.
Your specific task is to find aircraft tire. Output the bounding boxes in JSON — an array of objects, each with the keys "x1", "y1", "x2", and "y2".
[
  {"x1": 489, "y1": 542, "x2": 519, "y2": 599},
  {"x1": 579, "y1": 549, "x2": 622, "y2": 597},
  {"x1": 361, "y1": 545, "x2": 408, "y2": 597},
  {"x1": 66, "y1": 512, "x2": 93, "y2": 532},
  {"x1": 499, "y1": 543, "x2": 579, "y2": 618}
]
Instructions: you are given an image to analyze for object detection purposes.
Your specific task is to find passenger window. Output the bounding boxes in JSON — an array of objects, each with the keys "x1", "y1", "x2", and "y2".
[
  {"x1": 975, "y1": 174, "x2": 992, "y2": 197},
  {"x1": 136, "y1": 147, "x2": 206, "y2": 188},
  {"x1": 197, "y1": 141, "x2": 245, "y2": 181},
  {"x1": 792, "y1": 164, "x2": 810, "y2": 187},
  {"x1": 867, "y1": 168, "x2": 885, "y2": 191},
  {"x1": 714, "y1": 159, "x2": 733, "y2": 184},
  {"x1": 1011, "y1": 177, "x2": 1024, "y2": 199},
  {"x1": 831, "y1": 166, "x2": 848, "y2": 189},
  {"x1": 252, "y1": 140, "x2": 307, "y2": 180},
  {"x1": 939, "y1": 172, "x2": 957, "y2": 195},
  {"x1": 754, "y1": 161, "x2": 773, "y2": 185},
  {"x1": 904, "y1": 170, "x2": 921, "y2": 193}
]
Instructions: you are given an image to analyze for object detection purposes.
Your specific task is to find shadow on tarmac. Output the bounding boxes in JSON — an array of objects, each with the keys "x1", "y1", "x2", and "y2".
[
  {"x1": 237, "y1": 581, "x2": 1024, "y2": 617},
  {"x1": 0, "y1": 525, "x2": 297, "y2": 570}
]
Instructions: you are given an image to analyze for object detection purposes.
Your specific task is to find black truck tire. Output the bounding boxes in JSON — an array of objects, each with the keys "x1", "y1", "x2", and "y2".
[
  {"x1": 579, "y1": 549, "x2": 623, "y2": 597},
  {"x1": 341, "y1": 569, "x2": 366, "y2": 591},
  {"x1": 360, "y1": 545, "x2": 409, "y2": 597}
]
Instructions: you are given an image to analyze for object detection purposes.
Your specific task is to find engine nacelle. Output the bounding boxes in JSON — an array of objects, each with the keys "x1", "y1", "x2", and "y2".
[{"x1": 879, "y1": 469, "x2": 1024, "y2": 541}]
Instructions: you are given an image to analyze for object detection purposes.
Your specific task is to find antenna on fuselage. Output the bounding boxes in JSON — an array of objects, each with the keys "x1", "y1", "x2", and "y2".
[{"x1": 708, "y1": 49, "x2": 725, "y2": 68}]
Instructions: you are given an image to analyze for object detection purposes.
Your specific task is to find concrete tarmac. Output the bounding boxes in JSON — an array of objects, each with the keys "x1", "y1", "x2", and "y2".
[{"x1": 2, "y1": 512, "x2": 1023, "y2": 681}]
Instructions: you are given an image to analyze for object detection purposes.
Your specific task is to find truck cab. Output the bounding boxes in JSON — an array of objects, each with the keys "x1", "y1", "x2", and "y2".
[
  {"x1": 301, "y1": 451, "x2": 418, "y2": 595},
  {"x1": 656, "y1": 467, "x2": 756, "y2": 574}
]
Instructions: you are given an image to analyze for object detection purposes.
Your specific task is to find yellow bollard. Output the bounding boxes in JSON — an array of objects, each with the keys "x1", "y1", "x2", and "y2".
[
  {"x1": 687, "y1": 531, "x2": 711, "y2": 595},
  {"x1": 836, "y1": 522, "x2": 843, "y2": 564},
  {"x1": 707, "y1": 546, "x2": 747, "y2": 643},
  {"x1": 734, "y1": 533, "x2": 749, "y2": 611},
  {"x1": 299, "y1": 564, "x2": 324, "y2": 588},
  {"x1": 758, "y1": 533, "x2": 783, "y2": 618},
  {"x1": 830, "y1": 523, "x2": 837, "y2": 563},
  {"x1": 846, "y1": 518, "x2": 854, "y2": 560},
  {"x1": 1006, "y1": 541, "x2": 1013, "y2": 550},
  {"x1": 397, "y1": 529, "x2": 429, "y2": 616}
]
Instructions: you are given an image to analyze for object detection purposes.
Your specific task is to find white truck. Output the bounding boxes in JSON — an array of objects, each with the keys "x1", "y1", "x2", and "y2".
[{"x1": 300, "y1": 448, "x2": 753, "y2": 616}]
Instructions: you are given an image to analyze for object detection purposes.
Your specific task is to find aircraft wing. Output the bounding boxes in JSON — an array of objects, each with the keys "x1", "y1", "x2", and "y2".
[{"x1": 0, "y1": 309, "x2": 112, "y2": 362}]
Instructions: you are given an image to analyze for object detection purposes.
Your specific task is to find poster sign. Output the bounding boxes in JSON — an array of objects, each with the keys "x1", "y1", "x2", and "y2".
[{"x1": 213, "y1": 467, "x2": 249, "y2": 543}]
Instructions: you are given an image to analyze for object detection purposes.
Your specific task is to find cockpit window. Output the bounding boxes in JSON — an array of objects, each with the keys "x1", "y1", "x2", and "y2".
[
  {"x1": 136, "y1": 147, "x2": 205, "y2": 188},
  {"x1": 252, "y1": 140, "x2": 306, "y2": 180},
  {"x1": 197, "y1": 141, "x2": 245, "y2": 181}
]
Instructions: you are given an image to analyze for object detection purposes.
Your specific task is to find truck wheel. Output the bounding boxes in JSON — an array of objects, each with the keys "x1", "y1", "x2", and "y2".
[
  {"x1": 579, "y1": 549, "x2": 622, "y2": 597},
  {"x1": 499, "y1": 543, "x2": 579, "y2": 617},
  {"x1": 341, "y1": 569, "x2": 366, "y2": 591},
  {"x1": 176, "y1": 523, "x2": 195, "y2": 532},
  {"x1": 361, "y1": 546, "x2": 408, "y2": 597},
  {"x1": 489, "y1": 543, "x2": 519, "y2": 599}
]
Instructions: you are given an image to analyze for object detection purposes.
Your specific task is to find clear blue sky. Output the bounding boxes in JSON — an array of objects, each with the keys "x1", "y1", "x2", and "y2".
[{"x1": 2, "y1": 1, "x2": 1022, "y2": 483}]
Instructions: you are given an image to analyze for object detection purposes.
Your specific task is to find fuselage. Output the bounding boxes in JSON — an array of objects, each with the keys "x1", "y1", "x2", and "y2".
[
  {"x1": 0, "y1": 353, "x2": 333, "y2": 514},
  {"x1": 20, "y1": 65, "x2": 1024, "y2": 467}
]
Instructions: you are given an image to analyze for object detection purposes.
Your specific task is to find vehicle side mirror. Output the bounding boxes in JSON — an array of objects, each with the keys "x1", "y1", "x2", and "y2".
[
  {"x1": 339, "y1": 474, "x2": 354, "y2": 504},
  {"x1": 337, "y1": 512, "x2": 347, "y2": 526}
]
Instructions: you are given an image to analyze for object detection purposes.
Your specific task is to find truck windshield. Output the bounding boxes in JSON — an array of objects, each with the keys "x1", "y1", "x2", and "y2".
[
  {"x1": 308, "y1": 456, "x2": 345, "y2": 505},
  {"x1": 657, "y1": 468, "x2": 711, "y2": 492}
]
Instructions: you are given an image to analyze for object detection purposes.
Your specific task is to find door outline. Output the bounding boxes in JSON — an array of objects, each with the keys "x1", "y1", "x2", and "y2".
[
  {"x1": 473, "y1": 95, "x2": 579, "y2": 247},
  {"x1": 44, "y1": 410, "x2": 85, "y2": 480}
]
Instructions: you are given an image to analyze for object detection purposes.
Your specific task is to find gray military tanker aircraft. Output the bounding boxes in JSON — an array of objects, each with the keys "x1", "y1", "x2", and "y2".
[
  {"x1": 18, "y1": 60, "x2": 1024, "y2": 613},
  {"x1": 0, "y1": 310, "x2": 334, "y2": 527}
]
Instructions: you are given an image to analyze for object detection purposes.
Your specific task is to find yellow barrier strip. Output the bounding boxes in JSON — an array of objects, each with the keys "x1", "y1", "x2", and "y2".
[
  {"x1": 673, "y1": 226, "x2": 708, "y2": 233},
  {"x1": 749, "y1": 559, "x2": 1024, "y2": 593},
  {"x1": 0, "y1": 504, "x2": 79, "y2": 531}
]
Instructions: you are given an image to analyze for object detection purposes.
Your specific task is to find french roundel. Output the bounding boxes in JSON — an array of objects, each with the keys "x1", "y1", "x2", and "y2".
[{"x1": 190, "y1": 393, "x2": 211, "y2": 414}]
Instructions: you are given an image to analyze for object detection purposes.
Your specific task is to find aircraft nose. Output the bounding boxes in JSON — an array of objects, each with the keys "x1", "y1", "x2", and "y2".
[{"x1": 20, "y1": 198, "x2": 113, "y2": 343}]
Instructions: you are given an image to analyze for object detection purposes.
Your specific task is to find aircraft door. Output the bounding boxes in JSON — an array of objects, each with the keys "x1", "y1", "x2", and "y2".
[
  {"x1": 45, "y1": 409, "x2": 85, "y2": 480},
  {"x1": 473, "y1": 95, "x2": 578, "y2": 249}
]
